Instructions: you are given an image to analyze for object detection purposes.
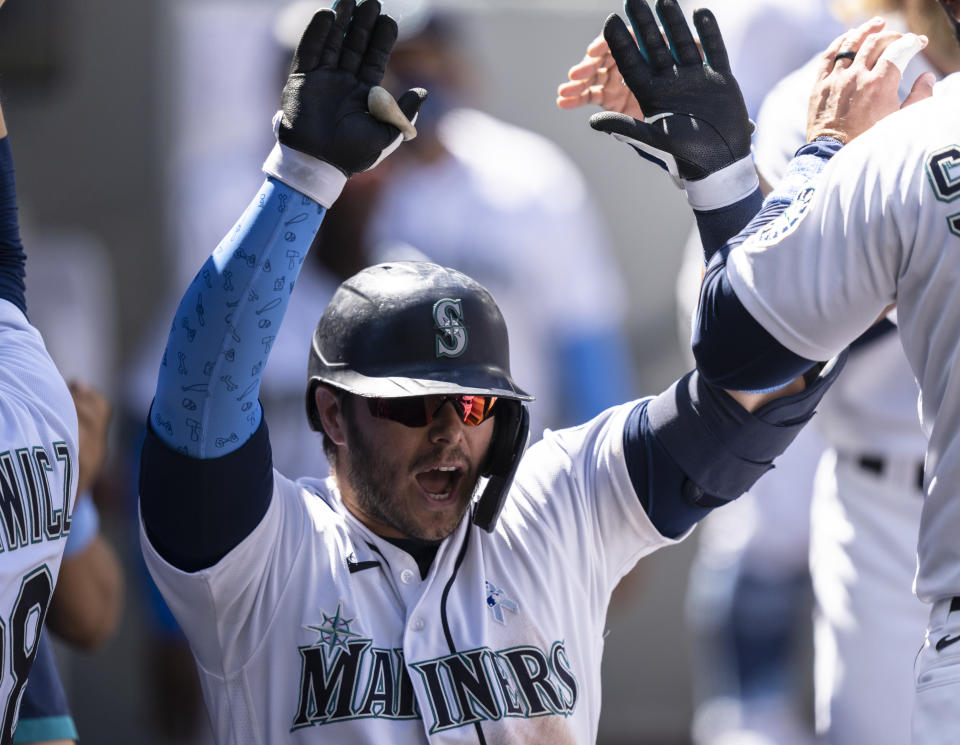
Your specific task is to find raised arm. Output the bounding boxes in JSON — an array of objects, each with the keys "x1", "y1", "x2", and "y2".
[{"x1": 139, "y1": 0, "x2": 425, "y2": 571}]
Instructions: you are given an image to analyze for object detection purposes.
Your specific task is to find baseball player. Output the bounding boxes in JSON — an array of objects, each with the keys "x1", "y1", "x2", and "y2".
[
  {"x1": 561, "y1": 4, "x2": 944, "y2": 742},
  {"x1": 0, "y1": 10, "x2": 80, "y2": 745},
  {"x1": 137, "y1": 2, "x2": 845, "y2": 743},
  {"x1": 591, "y1": 1, "x2": 960, "y2": 742}
]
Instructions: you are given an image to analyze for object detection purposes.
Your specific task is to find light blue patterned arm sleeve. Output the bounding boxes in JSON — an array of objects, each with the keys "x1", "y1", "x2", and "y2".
[{"x1": 151, "y1": 178, "x2": 326, "y2": 458}]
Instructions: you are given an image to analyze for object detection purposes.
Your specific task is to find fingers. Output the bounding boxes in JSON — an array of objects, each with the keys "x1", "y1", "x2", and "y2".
[
  {"x1": 587, "y1": 34, "x2": 610, "y2": 58},
  {"x1": 358, "y1": 14, "x2": 399, "y2": 85},
  {"x1": 693, "y1": 8, "x2": 730, "y2": 73},
  {"x1": 289, "y1": 9, "x2": 335, "y2": 74},
  {"x1": 829, "y1": 16, "x2": 886, "y2": 69},
  {"x1": 339, "y1": 0, "x2": 382, "y2": 75},
  {"x1": 656, "y1": 0, "x2": 700, "y2": 67},
  {"x1": 396, "y1": 87, "x2": 428, "y2": 122},
  {"x1": 875, "y1": 32, "x2": 926, "y2": 75},
  {"x1": 857, "y1": 30, "x2": 906, "y2": 70},
  {"x1": 318, "y1": 0, "x2": 356, "y2": 68},
  {"x1": 624, "y1": 0, "x2": 673, "y2": 71},
  {"x1": 605, "y1": 13, "x2": 653, "y2": 93},
  {"x1": 902, "y1": 71, "x2": 936, "y2": 108},
  {"x1": 568, "y1": 50, "x2": 610, "y2": 82}
]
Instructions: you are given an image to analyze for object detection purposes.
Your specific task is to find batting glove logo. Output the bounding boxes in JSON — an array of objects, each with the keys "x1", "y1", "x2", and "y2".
[{"x1": 433, "y1": 298, "x2": 468, "y2": 358}]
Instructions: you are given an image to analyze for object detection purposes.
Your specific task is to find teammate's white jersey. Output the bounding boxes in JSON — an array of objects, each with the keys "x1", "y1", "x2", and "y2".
[
  {"x1": 725, "y1": 71, "x2": 960, "y2": 603},
  {"x1": 0, "y1": 299, "x2": 77, "y2": 740},
  {"x1": 142, "y1": 401, "x2": 677, "y2": 744}
]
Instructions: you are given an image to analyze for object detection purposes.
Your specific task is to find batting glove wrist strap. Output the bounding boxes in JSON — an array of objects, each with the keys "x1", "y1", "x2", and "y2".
[
  {"x1": 683, "y1": 154, "x2": 759, "y2": 212},
  {"x1": 263, "y1": 139, "x2": 346, "y2": 208}
]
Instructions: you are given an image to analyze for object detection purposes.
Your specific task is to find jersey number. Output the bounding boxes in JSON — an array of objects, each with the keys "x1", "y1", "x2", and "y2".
[{"x1": 0, "y1": 567, "x2": 52, "y2": 744}]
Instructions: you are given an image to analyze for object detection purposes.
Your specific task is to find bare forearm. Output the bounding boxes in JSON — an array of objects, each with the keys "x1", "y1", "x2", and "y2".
[{"x1": 48, "y1": 536, "x2": 124, "y2": 650}]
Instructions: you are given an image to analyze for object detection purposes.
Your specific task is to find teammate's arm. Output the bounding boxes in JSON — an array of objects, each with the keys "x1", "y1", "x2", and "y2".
[
  {"x1": 693, "y1": 24, "x2": 933, "y2": 389},
  {"x1": 139, "y1": 0, "x2": 424, "y2": 572}
]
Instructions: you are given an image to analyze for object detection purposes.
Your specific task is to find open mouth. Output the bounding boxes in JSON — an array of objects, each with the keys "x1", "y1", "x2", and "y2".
[{"x1": 415, "y1": 465, "x2": 463, "y2": 501}]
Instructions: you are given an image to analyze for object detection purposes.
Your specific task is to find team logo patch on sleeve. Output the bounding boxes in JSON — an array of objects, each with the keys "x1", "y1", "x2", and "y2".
[{"x1": 747, "y1": 186, "x2": 817, "y2": 248}]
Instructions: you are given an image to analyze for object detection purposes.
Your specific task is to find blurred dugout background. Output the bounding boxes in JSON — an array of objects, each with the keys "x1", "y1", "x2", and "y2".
[{"x1": 0, "y1": 0, "x2": 698, "y2": 742}]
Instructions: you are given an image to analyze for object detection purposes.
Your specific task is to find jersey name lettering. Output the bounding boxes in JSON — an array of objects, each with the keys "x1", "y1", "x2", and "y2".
[
  {"x1": 0, "y1": 443, "x2": 72, "y2": 553},
  {"x1": 291, "y1": 639, "x2": 578, "y2": 733}
]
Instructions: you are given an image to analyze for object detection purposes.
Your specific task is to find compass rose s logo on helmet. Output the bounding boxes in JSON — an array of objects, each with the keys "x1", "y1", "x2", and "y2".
[{"x1": 433, "y1": 298, "x2": 468, "y2": 358}]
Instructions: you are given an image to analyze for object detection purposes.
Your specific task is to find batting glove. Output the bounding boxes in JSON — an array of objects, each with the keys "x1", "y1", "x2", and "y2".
[
  {"x1": 590, "y1": 0, "x2": 756, "y2": 207},
  {"x1": 264, "y1": 0, "x2": 427, "y2": 207}
]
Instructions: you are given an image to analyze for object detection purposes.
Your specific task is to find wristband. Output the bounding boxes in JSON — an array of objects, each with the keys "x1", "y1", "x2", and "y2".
[
  {"x1": 262, "y1": 111, "x2": 346, "y2": 208},
  {"x1": 682, "y1": 154, "x2": 759, "y2": 211}
]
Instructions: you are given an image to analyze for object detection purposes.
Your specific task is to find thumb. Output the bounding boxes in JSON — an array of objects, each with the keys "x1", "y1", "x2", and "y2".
[
  {"x1": 902, "y1": 71, "x2": 935, "y2": 109},
  {"x1": 397, "y1": 87, "x2": 428, "y2": 124},
  {"x1": 590, "y1": 110, "x2": 660, "y2": 145}
]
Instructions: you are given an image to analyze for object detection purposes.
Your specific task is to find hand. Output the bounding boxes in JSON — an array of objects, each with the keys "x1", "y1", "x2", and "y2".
[
  {"x1": 278, "y1": 0, "x2": 427, "y2": 176},
  {"x1": 589, "y1": 0, "x2": 752, "y2": 181},
  {"x1": 807, "y1": 19, "x2": 933, "y2": 143},
  {"x1": 557, "y1": 33, "x2": 644, "y2": 119},
  {"x1": 70, "y1": 382, "x2": 112, "y2": 494}
]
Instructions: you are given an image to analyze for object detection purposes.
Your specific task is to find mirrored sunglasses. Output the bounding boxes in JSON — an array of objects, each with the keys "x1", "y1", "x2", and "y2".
[{"x1": 366, "y1": 394, "x2": 498, "y2": 428}]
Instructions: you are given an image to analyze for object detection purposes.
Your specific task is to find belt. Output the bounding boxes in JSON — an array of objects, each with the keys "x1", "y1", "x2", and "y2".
[{"x1": 855, "y1": 454, "x2": 924, "y2": 492}]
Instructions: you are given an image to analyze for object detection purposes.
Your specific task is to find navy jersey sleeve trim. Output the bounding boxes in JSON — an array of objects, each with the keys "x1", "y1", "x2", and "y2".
[
  {"x1": 0, "y1": 138, "x2": 26, "y2": 315},
  {"x1": 140, "y1": 408, "x2": 274, "y2": 572},
  {"x1": 625, "y1": 355, "x2": 845, "y2": 537}
]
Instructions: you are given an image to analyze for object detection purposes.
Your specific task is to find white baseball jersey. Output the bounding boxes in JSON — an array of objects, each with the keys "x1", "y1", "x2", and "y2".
[
  {"x1": 141, "y1": 401, "x2": 677, "y2": 744},
  {"x1": 726, "y1": 72, "x2": 960, "y2": 604},
  {"x1": 0, "y1": 299, "x2": 77, "y2": 741}
]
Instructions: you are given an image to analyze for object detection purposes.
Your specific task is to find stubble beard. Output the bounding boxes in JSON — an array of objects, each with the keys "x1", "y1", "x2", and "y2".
[{"x1": 341, "y1": 413, "x2": 476, "y2": 541}]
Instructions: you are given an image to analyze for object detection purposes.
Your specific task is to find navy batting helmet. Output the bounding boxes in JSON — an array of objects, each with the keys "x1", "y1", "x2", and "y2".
[{"x1": 306, "y1": 261, "x2": 532, "y2": 532}]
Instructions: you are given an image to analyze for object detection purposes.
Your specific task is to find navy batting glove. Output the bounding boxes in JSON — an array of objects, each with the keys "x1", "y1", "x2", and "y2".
[
  {"x1": 589, "y1": 0, "x2": 752, "y2": 181},
  {"x1": 278, "y1": 0, "x2": 427, "y2": 177}
]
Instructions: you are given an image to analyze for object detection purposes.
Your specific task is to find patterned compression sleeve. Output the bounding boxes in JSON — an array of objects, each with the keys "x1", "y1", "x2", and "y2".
[
  {"x1": 152, "y1": 178, "x2": 326, "y2": 458},
  {"x1": 0, "y1": 137, "x2": 26, "y2": 315}
]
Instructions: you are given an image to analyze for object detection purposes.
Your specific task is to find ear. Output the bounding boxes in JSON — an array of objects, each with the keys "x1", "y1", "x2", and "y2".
[{"x1": 314, "y1": 386, "x2": 348, "y2": 447}]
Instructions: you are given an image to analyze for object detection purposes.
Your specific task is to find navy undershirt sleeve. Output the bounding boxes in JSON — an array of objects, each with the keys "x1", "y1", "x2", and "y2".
[
  {"x1": 693, "y1": 139, "x2": 843, "y2": 390},
  {"x1": 692, "y1": 186, "x2": 764, "y2": 262},
  {"x1": 0, "y1": 137, "x2": 26, "y2": 315},
  {"x1": 624, "y1": 353, "x2": 845, "y2": 538},
  {"x1": 139, "y1": 412, "x2": 274, "y2": 572}
]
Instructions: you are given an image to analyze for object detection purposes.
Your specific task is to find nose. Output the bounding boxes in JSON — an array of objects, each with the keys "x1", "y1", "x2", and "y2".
[{"x1": 427, "y1": 399, "x2": 466, "y2": 443}]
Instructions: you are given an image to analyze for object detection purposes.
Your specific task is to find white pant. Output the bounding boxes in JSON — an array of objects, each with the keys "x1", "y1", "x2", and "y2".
[
  {"x1": 914, "y1": 597, "x2": 960, "y2": 744},
  {"x1": 811, "y1": 449, "x2": 926, "y2": 745}
]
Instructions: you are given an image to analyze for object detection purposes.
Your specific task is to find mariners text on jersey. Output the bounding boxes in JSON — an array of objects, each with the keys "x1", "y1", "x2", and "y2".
[{"x1": 292, "y1": 627, "x2": 578, "y2": 734}]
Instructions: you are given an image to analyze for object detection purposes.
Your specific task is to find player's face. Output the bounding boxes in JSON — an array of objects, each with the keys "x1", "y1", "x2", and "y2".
[{"x1": 337, "y1": 395, "x2": 495, "y2": 541}]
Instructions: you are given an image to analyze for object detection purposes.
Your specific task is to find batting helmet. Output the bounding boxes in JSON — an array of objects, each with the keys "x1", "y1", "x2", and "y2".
[{"x1": 306, "y1": 261, "x2": 533, "y2": 532}]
